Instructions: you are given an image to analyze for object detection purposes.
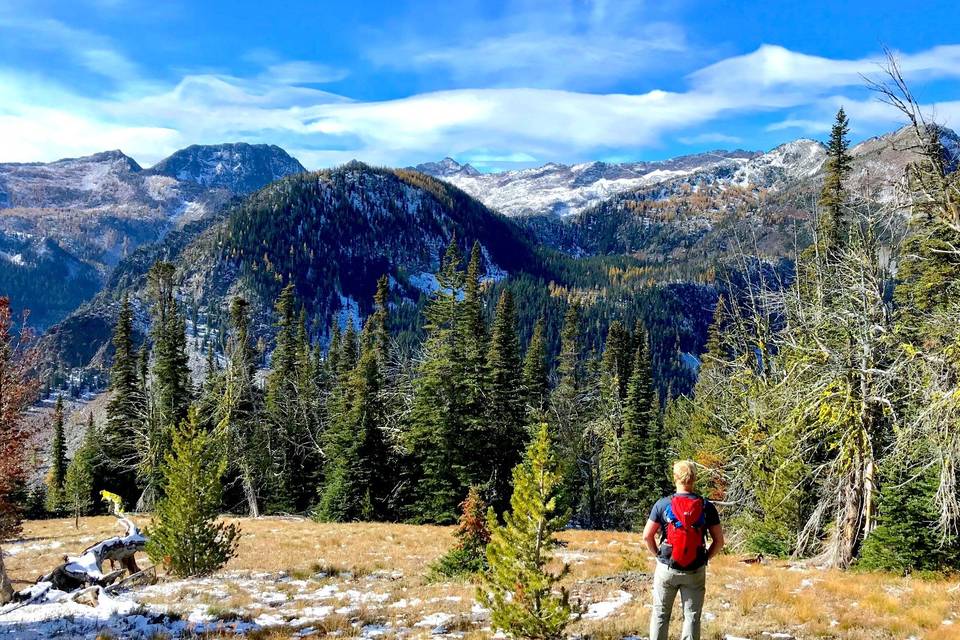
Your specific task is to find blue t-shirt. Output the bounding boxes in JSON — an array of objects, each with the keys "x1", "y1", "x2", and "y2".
[{"x1": 648, "y1": 493, "x2": 720, "y2": 571}]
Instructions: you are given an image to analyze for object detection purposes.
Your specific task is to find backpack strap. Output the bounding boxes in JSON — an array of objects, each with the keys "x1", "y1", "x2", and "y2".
[{"x1": 664, "y1": 502, "x2": 683, "y2": 529}]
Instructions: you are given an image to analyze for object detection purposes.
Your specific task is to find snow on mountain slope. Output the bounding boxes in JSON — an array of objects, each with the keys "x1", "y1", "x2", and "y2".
[
  {"x1": 415, "y1": 152, "x2": 758, "y2": 217},
  {"x1": 729, "y1": 139, "x2": 827, "y2": 188},
  {"x1": 0, "y1": 143, "x2": 306, "y2": 329},
  {"x1": 147, "y1": 142, "x2": 305, "y2": 194},
  {"x1": 418, "y1": 127, "x2": 960, "y2": 220}
]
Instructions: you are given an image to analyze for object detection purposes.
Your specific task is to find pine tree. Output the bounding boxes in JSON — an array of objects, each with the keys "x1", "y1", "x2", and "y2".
[
  {"x1": 859, "y1": 461, "x2": 960, "y2": 573},
  {"x1": 550, "y1": 303, "x2": 584, "y2": 519},
  {"x1": 404, "y1": 238, "x2": 469, "y2": 522},
  {"x1": 617, "y1": 337, "x2": 663, "y2": 528},
  {"x1": 818, "y1": 107, "x2": 852, "y2": 253},
  {"x1": 146, "y1": 408, "x2": 240, "y2": 577},
  {"x1": 486, "y1": 290, "x2": 526, "y2": 511},
  {"x1": 103, "y1": 294, "x2": 144, "y2": 506},
  {"x1": 140, "y1": 262, "x2": 192, "y2": 510},
  {"x1": 147, "y1": 262, "x2": 191, "y2": 431},
  {"x1": 64, "y1": 414, "x2": 96, "y2": 528},
  {"x1": 431, "y1": 486, "x2": 491, "y2": 578},
  {"x1": 263, "y1": 284, "x2": 303, "y2": 513},
  {"x1": 44, "y1": 395, "x2": 67, "y2": 513},
  {"x1": 372, "y1": 275, "x2": 392, "y2": 367},
  {"x1": 459, "y1": 242, "x2": 488, "y2": 428},
  {"x1": 315, "y1": 319, "x2": 390, "y2": 522},
  {"x1": 601, "y1": 320, "x2": 633, "y2": 400},
  {"x1": 522, "y1": 318, "x2": 549, "y2": 417},
  {"x1": 480, "y1": 424, "x2": 577, "y2": 639},
  {"x1": 216, "y1": 297, "x2": 267, "y2": 517}
]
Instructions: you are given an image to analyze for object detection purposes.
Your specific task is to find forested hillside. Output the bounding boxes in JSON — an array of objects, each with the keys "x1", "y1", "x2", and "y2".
[
  {"x1": 41, "y1": 162, "x2": 718, "y2": 401},
  {"x1": 0, "y1": 144, "x2": 305, "y2": 331}
]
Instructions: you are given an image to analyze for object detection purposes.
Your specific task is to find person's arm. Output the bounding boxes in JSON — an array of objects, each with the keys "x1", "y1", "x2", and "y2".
[
  {"x1": 643, "y1": 519, "x2": 661, "y2": 557},
  {"x1": 706, "y1": 524, "x2": 725, "y2": 561}
]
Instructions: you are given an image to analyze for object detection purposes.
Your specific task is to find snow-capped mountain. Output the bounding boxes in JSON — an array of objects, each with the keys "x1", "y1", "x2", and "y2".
[
  {"x1": 522, "y1": 125, "x2": 960, "y2": 260},
  {"x1": 415, "y1": 151, "x2": 760, "y2": 217},
  {"x1": 148, "y1": 143, "x2": 306, "y2": 194},
  {"x1": 728, "y1": 139, "x2": 827, "y2": 188},
  {"x1": 0, "y1": 144, "x2": 305, "y2": 329},
  {"x1": 418, "y1": 126, "x2": 958, "y2": 222}
]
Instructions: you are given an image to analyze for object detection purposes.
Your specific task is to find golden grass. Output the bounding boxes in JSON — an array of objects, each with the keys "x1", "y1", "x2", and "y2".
[{"x1": 5, "y1": 515, "x2": 960, "y2": 639}]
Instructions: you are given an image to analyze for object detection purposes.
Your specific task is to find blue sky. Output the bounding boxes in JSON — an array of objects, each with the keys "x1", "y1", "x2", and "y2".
[{"x1": 2, "y1": 0, "x2": 959, "y2": 171}]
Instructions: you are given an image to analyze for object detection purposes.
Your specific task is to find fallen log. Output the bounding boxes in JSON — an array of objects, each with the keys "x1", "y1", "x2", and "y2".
[
  {"x1": 33, "y1": 514, "x2": 146, "y2": 593},
  {"x1": 11, "y1": 493, "x2": 148, "y2": 603}
]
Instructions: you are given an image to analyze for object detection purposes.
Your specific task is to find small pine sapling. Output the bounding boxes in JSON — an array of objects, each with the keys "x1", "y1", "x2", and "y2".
[
  {"x1": 146, "y1": 408, "x2": 240, "y2": 577},
  {"x1": 479, "y1": 423, "x2": 579, "y2": 640},
  {"x1": 430, "y1": 486, "x2": 491, "y2": 578}
]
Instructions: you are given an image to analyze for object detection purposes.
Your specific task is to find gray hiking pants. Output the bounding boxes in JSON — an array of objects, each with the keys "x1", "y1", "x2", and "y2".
[{"x1": 649, "y1": 561, "x2": 706, "y2": 640}]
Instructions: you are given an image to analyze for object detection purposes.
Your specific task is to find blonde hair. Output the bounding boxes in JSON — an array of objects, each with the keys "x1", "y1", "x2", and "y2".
[{"x1": 673, "y1": 460, "x2": 697, "y2": 487}]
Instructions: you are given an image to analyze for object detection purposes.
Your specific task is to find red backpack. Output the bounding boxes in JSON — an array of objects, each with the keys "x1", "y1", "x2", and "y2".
[{"x1": 664, "y1": 494, "x2": 706, "y2": 569}]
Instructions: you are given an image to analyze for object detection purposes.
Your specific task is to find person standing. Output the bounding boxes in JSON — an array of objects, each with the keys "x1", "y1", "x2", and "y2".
[{"x1": 643, "y1": 460, "x2": 724, "y2": 640}]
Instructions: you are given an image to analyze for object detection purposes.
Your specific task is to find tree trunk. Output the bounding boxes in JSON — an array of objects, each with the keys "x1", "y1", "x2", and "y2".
[
  {"x1": 863, "y1": 455, "x2": 876, "y2": 536},
  {"x1": 0, "y1": 544, "x2": 13, "y2": 605},
  {"x1": 242, "y1": 468, "x2": 260, "y2": 518}
]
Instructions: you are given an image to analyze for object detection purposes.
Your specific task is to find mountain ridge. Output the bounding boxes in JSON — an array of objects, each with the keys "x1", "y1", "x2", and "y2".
[{"x1": 0, "y1": 143, "x2": 306, "y2": 329}]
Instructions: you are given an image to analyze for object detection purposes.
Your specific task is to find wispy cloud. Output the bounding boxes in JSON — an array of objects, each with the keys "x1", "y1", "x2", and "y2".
[
  {"x1": 0, "y1": 11, "x2": 141, "y2": 83},
  {"x1": 1, "y1": 33, "x2": 960, "y2": 168},
  {"x1": 367, "y1": 0, "x2": 692, "y2": 90},
  {"x1": 678, "y1": 132, "x2": 743, "y2": 146}
]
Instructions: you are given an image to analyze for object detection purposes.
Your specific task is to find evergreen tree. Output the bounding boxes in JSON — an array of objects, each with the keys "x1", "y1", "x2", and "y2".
[
  {"x1": 263, "y1": 284, "x2": 305, "y2": 513},
  {"x1": 859, "y1": 462, "x2": 960, "y2": 573},
  {"x1": 818, "y1": 107, "x2": 852, "y2": 252},
  {"x1": 44, "y1": 395, "x2": 67, "y2": 513},
  {"x1": 140, "y1": 262, "x2": 192, "y2": 510},
  {"x1": 147, "y1": 262, "x2": 191, "y2": 431},
  {"x1": 601, "y1": 320, "x2": 633, "y2": 400},
  {"x1": 215, "y1": 297, "x2": 267, "y2": 517},
  {"x1": 326, "y1": 321, "x2": 342, "y2": 380},
  {"x1": 459, "y1": 242, "x2": 488, "y2": 427},
  {"x1": 404, "y1": 237, "x2": 468, "y2": 522},
  {"x1": 522, "y1": 318, "x2": 549, "y2": 416},
  {"x1": 315, "y1": 319, "x2": 391, "y2": 521},
  {"x1": 431, "y1": 486, "x2": 491, "y2": 578},
  {"x1": 550, "y1": 303, "x2": 584, "y2": 519},
  {"x1": 617, "y1": 337, "x2": 665, "y2": 528},
  {"x1": 64, "y1": 414, "x2": 96, "y2": 528},
  {"x1": 480, "y1": 424, "x2": 577, "y2": 639},
  {"x1": 146, "y1": 408, "x2": 240, "y2": 577},
  {"x1": 103, "y1": 295, "x2": 144, "y2": 506},
  {"x1": 486, "y1": 290, "x2": 527, "y2": 512},
  {"x1": 372, "y1": 275, "x2": 392, "y2": 367}
]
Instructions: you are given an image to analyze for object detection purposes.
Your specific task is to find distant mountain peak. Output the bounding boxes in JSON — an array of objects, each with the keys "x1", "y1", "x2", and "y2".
[
  {"x1": 415, "y1": 149, "x2": 763, "y2": 217},
  {"x1": 83, "y1": 150, "x2": 143, "y2": 171},
  {"x1": 147, "y1": 142, "x2": 305, "y2": 194},
  {"x1": 413, "y1": 157, "x2": 480, "y2": 178}
]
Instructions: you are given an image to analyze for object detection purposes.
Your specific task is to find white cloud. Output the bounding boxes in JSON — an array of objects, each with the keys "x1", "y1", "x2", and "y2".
[
  {"x1": 766, "y1": 118, "x2": 832, "y2": 134},
  {"x1": 690, "y1": 44, "x2": 960, "y2": 94},
  {"x1": 678, "y1": 132, "x2": 744, "y2": 145},
  {"x1": 2, "y1": 39, "x2": 960, "y2": 168}
]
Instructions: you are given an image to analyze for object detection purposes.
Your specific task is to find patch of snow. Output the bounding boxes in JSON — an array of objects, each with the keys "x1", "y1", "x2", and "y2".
[
  {"x1": 583, "y1": 590, "x2": 633, "y2": 620},
  {"x1": 337, "y1": 294, "x2": 361, "y2": 331},
  {"x1": 4, "y1": 540, "x2": 63, "y2": 556},
  {"x1": 0, "y1": 252, "x2": 24, "y2": 266},
  {"x1": 409, "y1": 271, "x2": 440, "y2": 295},
  {"x1": 415, "y1": 612, "x2": 455, "y2": 628}
]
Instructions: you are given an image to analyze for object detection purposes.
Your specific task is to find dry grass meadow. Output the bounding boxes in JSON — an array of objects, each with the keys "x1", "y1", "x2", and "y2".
[{"x1": 3, "y1": 515, "x2": 959, "y2": 639}]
